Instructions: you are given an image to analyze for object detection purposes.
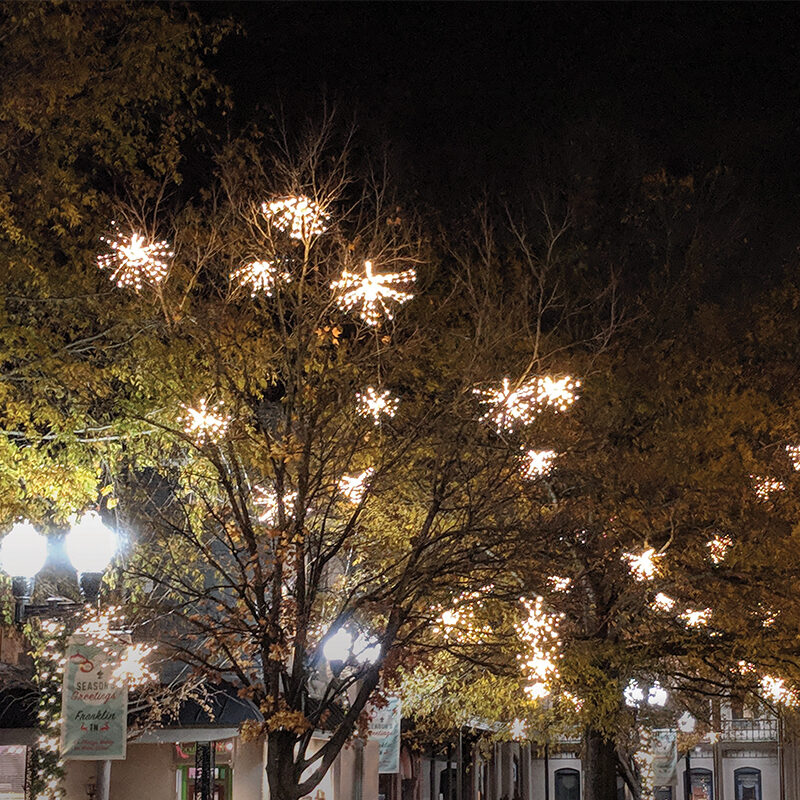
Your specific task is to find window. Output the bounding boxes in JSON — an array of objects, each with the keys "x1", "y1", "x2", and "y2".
[
  {"x1": 685, "y1": 768, "x2": 713, "y2": 800},
  {"x1": 555, "y1": 768, "x2": 580, "y2": 800},
  {"x1": 734, "y1": 768, "x2": 762, "y2": 800}
]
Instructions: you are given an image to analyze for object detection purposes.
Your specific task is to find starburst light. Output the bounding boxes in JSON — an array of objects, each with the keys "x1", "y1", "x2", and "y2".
[
  {"x1": 474, "y1": 376, "x2": 580, "y2": 433},
  {"x1": 231, "y1": 260, "x2": 292, "y2": 297},
  {"x1": 253, "y1": 486, "x2": 298, "y2": 526},
  {"x1": 651, "y1": 592, "x2": 675, "y2": 612},
  {"x1": 339, "y1": 468, "x2": 375, "y2": 504},
  {"x1": 97, "y1": 224, "x2": 172, "y2": 291},
  {"x1": 547, "y1": 576, "x2": 572, "y2": 592},
  {"x1": 516, "y1": 596, "x2": 563, "y2": 701},
  {"x1": 761, "y1": 675, "x2": 799, "y2": 707},
  {"x1": 433, "y1": 586, "x2": 495, "y2": 644},
  {"x1": 182, "y1": 399, "x2": 231, "y2": 445},
  {"x1": 522, "y1": 449, "x2": 558, "y2": 479},
  {"x1": 356, "y1": 387, "x2": 399, "y2": 425},
  {"x1": 707, "y1": 533, "x2": 733, "y2": 565},
  {"x1": 510, "y1": 719, "x2": 528, "y2": 741},
  {"x1": 624, "y1": 547, "x2": 658, "y2": 581},
  {"x1": 111, "y1": 643, "x2": 158, "y2": 689},
  {"x1": 752, "y1": 475, "x2": 786, "y2": 500},
  {"x1": 787, "y1": 445, "x2": 800, "y2": 470},
  {"x1": 332, "y1": 260, "x2": 416, "y2": 326},
  {"x1": 680, "y1": 608, "x2": 712, "y2": 627},
  {"x1": 262, "y1": 196, "x2": 328, "y2": 240}
]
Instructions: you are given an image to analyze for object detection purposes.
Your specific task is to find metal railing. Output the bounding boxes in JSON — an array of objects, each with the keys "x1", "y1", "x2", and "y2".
[{"x1": 720, "y1": 718, "x2": 778, "y2": 742}]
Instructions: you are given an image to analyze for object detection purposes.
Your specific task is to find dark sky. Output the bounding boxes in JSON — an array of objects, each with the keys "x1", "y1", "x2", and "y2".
[{"x1": 203, "y1": 3, "x2": 800, "y2": 201}]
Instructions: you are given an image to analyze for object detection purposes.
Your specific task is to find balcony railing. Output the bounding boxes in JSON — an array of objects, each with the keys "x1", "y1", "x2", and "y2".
[{"x1": 721, "y1": 718, "x2": 778, "y2": 742}]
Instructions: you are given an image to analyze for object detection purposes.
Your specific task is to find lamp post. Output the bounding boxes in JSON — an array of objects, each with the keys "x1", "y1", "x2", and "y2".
[{"x1": 0, "y1": 513, "x2": 118, "y2": 800}]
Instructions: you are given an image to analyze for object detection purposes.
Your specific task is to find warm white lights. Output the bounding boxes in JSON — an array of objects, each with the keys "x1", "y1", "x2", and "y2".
[
  {"x1": 111, "y1": 643, "x2": 158, "y2": 689},
  {"x1": 356, "y1": 387, "x2": 399, "y2": 425},
  {"x1": 231, "y1": 260, "x2": 292, "y2": 297},
  {"x1": 648, "y1": 682, "x2": 668, "y2": 707},
  {"x1": 65, "y1": 511, "x2": 117, "y2": 575},
  {"x1": 522, "y1": 449, "x2": 558, "y2": 479},
  {"x1": 253, "y1": 486, "x2": 297, "y2": 526},
  {"x1": 262, "y1": 196, "x2": 328, "y2": 240},
  {"x1": 706, "y1": 533, "x2": 733, "y2": 565},
  {"x1": 182, "y1": 399, "x2": 231, "y2": 445},
  {"x1": 752, "y1": 475, "x2": 786, "y2": 500},
  {"x1": 651, "y1": 592, "x2": 675, "y2": 612},
  {"x1": 332, "y1": 260, "x2": 416, "y2": 326},
  {"x1": 474, "y1": 376, "x2": 579, "y2": 433},
  {"x1": 97, "y1": 224, "x2": 172, "y2": 291},
  {"x1": 0, "y1": 521, "x2": 47, "y2": 579},
  {"x1": 761, "y1": 675, "x2": 799, "y2": 707},
  {"x1": 787, "y1": 444, "x2": 800, "y2": 471},
  {"x1": 338, "y1": 468, "x2": 374, "y2": 504},
  {"x1": 547, "y1": 576, "x2": 572, "y2": 592},
  {"x1": 680, "y1": 608, "x2": 712, "y2": 627},
  {"x1": 624, "y1": 547, "x2": 658, "y2": 581},
  {"x1": 516, "y1": 596, "x2": 563, "y2": 701}
]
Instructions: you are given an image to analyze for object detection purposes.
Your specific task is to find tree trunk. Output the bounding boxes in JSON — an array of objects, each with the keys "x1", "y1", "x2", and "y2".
[
  {"x1": 583, "y1": 728, "x2": 618, "y2": 800},
  {"x1": 266, "y1": 730, "x2": 301, "y2": 800}
]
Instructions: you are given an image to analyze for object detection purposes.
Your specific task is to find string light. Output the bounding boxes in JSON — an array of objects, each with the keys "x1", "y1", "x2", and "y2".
[
  {"x1": 680, "y1": 608, "x2": 712, "y2": 627},
  {"x1": 787, "y1": 444, "x2": 800, "y2": 471},
  {"x1": 432, "y1": 586, "x2": 495, "y2": 644},
  {"x1": 97, "y1": 223, "x2": 172, "y2": 291},
  {"x1": 181, "y1": 399, "x2": 231, "y2": 445},
  {"x1": 752, "y1": 475, "x2": 785, "y2": 500},
  {"x1": 651, "y1": 592, "x2": 675, "y2": 612},
  {"x1": 253, "y1": 486, "x2": 297, "y2": 526},
  {"x1": 474, "y1": 376, "x2": 580, "y2": 433},
  {"x1": 338, "y1": 468, "x2": 374, "y2": 504},
  {"x1": 111, "y1": 643, "x2": 158, "y2": 689},
  {"x1": 761, "y1": 675, "x2": 799, "y2": 707},
  {"x1": 231, "y1": 260, "x2": 292, "y2": 297},
  {"x1": 356, "y1": 387, "x2": 399, "y2": 425},
  {"x1": 331, "y1": 260, "x2": 416, "y2": 326},
  {"x1": 547, "y1": 576, "x2": 571, "y2": 592},
  {"x1": 516, "y1": 596, "x2": 563, "y2": 701},
  {"x1": 262, "y1": 196, "x2": 328, "y2": 240},
  {"x1": 509, "y1": 719, "x2": 528, "y2": 741},
  {"x1": 706, "y1": 533, "x2": 733, "y2": 565},
  {"x1": 522, "y1": 449, "x2": 558, "y2": 479},
  {"x1": 624, "y1": 547, "x2": 658, "y2": 581}
]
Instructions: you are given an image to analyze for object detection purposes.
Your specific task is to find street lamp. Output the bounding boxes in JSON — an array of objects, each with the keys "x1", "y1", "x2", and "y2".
[
  {"x1": 65, "y1": 511, "x2": 117, "y2": 604},
  {"x1": 0, "y1": 521, "x2": 47, "y2": 624},
  {"x1": 322, "y1": 628, "x2": 381, "y2": 676}
]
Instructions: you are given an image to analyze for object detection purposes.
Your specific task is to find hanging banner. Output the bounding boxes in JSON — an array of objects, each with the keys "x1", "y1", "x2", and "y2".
[
  {"x1": 369, "y1": 696, "x2": 401, "y2": 773},
  {"x1": 61, "y1": 634, "x2": 127, "y2": 760},
  {"x1": 651, "y1": 729, "x2": 677, "y2": 785}
]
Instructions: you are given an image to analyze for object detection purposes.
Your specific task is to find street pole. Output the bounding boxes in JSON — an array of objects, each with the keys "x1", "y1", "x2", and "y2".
[
  {"x1": 543, "y1": 743, "x2": 549, "y2": 800},
  {"x1": 95, "y1": 760, "x2": 111, "y2": 800},
  {"x1": 684, "y1": 750, "x2": 691, "y2": 800}
]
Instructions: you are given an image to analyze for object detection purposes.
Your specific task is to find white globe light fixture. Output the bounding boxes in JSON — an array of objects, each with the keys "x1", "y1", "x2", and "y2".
[
  {"x1": 353, "y1": 634, "x2": 381, "y2": 666},
  {"x1": 65, "y1": 512, "x2": 117, "y2": 604},
  {"x1": 0, "y1": 521, "x2": 48, "y2": 623},
  {"x1": 323, "y1": 628, "x2": 353, "y2": 676}
]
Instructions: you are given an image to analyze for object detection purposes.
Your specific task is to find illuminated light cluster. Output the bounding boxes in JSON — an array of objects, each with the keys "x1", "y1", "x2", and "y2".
[
  {"x1": 522, "y1": 449, "x2": 558, "y2": 479},
  {"x1": 624, "y1": 547, "x2": 658, "y2": 581},
  {"x1": 331, "y1": 260, "x2": 416, "y2": 326},
  {"x1": 680, "y1": 608, "x2": 712, "y2": 627},
  {"x1": 432, "y1": 586, "x2": 495, "y2": 645},
  {"x1": 547, "y1": 575, "x2": 572, "y2": 592},
  {"x1": 97, "y1": 224, "x2": 172, "y2": 291},
  {"x1": 262, "y1": 196, "x2": 329, "y2": 240},
  {"x1": 474, "y1": 376, "x2": 580, "y2": 433},
  {"x1": 338, "y1": 468, "x2": 375, "y2": 504},
  {"x1": 559, "y1": 691, "x2": 584, "y2": 711},
  {"x1": 625, "y1": 680, "x2": 668, "y2": 709},
  {"x1": 751, "y1": 475, "x2": 786, "y2": 500},
  {"x1": 651, "y1": 592, "x2": 675, "y2": 612},
  {"x1": 181, "y1": 399, "x2": 231, "y2": 445},
  {"x1": 761, "y1": 675, "x2": 799, "y2": 707},
  {"x1": 516, "y1": 595, "x2": 563, "y2": 701},
  {"x1": 624, "y1": 679, "x2": 644, "y2": 707},
  {"x1": 356, "y1": 387, "x2": 399, "y2": 425},
  {"x1": 231, "y1": 260, "x2": 292, "y2": 297},
  {"x1": 253, "y1": 486, "x2": 298, "y2": 526},
  {"x1": 111, "y1": 642, "x2": 158, "y2": 690},
  {"x1": 706, "y1": 533, "x2": 733, "y2": 565},
  {"x1": 509, "y1": 718, "x2": 528, "y2": 741},
  {"x1": 787, "y1": 444, "x2": 800, "y2": 471}
]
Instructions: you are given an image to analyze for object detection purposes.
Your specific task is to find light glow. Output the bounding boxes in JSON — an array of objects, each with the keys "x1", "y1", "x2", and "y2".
[
  {"x1": 65, "y1": 512, "x2": 117, "y2": 574},
  {"x1": 97, "y1": 224, "x2": 172, "y2": 291},
  {"x1": 356, "y1": 387, "x2": 399, "y2": 425},
  {"x1": 474, "y1": 376, "x2": 580, "y2": 433},
  {"x1": 262, "y1": 196, "x2": 328, "y2": 240},
  {"x1": 339, "y1": 468, "x2": 375, "y2": 504},
  {"x1": 707, "y1": 533, "x2": 733, "y2": 565},
  {"x1": 111, "y1": 643, "x2": 158, "y2": 689},
  {"x1": 253, "y1": 486, "x2": 297, "y2": 526},
  {"x1": 231, "y1": 260, "x2": 292, "y2": 297},
  {"x1": 787, "y1": 444, "x2": 800, "y2": 471},
  {"x1": 624, "y1": 547, "x2": 658, "y2": 581},
  {"x1": 516, "y1": 596, "x2": 563, "y2": 701},
  {"x1": 332, "y1": 260, "x2": 416, "y2": 326},
  {"x1": 522, "y1": 449, "x2": 558, "y2": 479},
  {"x1": 680, "y1": 608, "x2": 712, "y2": 627},
  {"x1": 0, "y1": 521, "x2": 47, "y2": 579},
  {"x1": 182, "y1": 399, "x2": 231, "y2": 445},
  {"x1": 547, "y1": 576, "x2": 572, "y2": 592},
  {"x1": 761, "y1": 675, "x2": 799, "y2": 707},
  {"x1": 752, "y1": 475, "x2": 786, "y2": 500},
  {"x1": 651, "y1": 592, "x2": 675, "y2": 612}
]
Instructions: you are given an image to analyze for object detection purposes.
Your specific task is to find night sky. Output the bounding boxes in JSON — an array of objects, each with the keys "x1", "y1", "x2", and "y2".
[{"x1": 203, "y1": 3, "x2": 800, "y2": 205}]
